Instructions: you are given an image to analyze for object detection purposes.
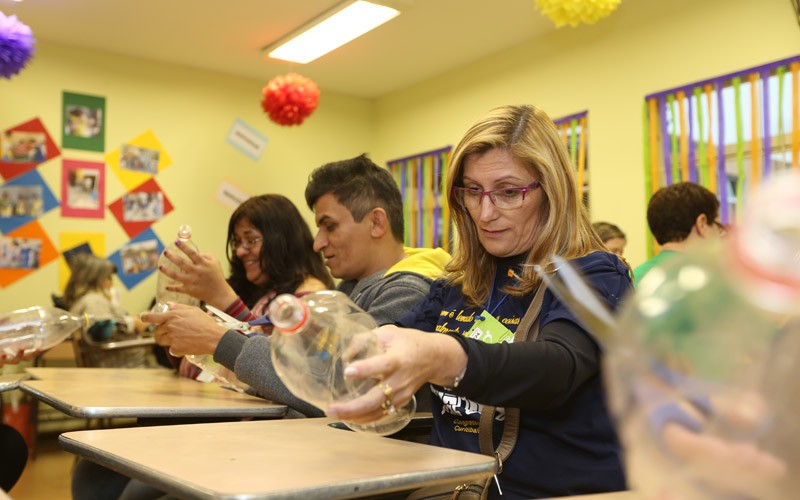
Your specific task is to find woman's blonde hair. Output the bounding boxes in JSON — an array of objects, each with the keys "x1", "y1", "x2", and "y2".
[
  {"x1": 63, "y1": 254, "x2": 116, "y2": 308},
  {"x1": 444, "y1": 104, "x2": 605, "y2": 306}
]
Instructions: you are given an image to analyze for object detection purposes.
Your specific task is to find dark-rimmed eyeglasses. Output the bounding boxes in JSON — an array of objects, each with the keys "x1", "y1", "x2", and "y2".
[
  {"x1": 453, "y1": 181, "x2": 542, "y2": 210},
  {"x1": 230, "y1": 237, "x2": 262, "y2": 251}
]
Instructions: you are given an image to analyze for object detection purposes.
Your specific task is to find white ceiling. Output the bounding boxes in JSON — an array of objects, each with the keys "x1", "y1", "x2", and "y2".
[
  {"x1": 0, "y1": 0, "x2": 563, "y2": 98},
  {"x1": 0, "y1": 0, "x2": 666, "y2": 99}
]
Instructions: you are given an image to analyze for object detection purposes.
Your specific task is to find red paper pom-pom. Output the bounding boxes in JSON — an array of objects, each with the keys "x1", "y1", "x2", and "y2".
[{"x1": 260, "y1": 73, "x2": 320, "y2": 126}]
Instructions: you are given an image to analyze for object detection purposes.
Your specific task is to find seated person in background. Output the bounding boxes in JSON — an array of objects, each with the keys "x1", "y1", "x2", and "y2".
[
  {"x1": 158, "y1": 193, "x2": 334, "y2": 322},
  {"x1": 326, "y1": 104, "x2": 631, "y2": 498},
  {"x1": 305, "y1": 154, "x2": 451, "y2": 325},
  {"x1": 156, "y1": 194, "x2": 334, "y2": 378},
  {"x1": 633, "y1": 182, "x2": 725, "y2": 286},
  {"x1": 146, "y1": 155, "x2": 449, "y2": 416},
  {"x1": 146, "y1": 194, "x2": 334, "y2": 414},
  {"x1": 592, "y1": 221, "x2": 627, "y2": 257},
  {"x1": 63, "y1": 254, "x2": 153, "y2": 368}
]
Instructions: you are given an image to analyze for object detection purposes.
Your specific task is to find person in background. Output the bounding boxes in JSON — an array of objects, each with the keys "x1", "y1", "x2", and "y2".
[
  {"x1": 633, "y1": 182, "x2": 725, "y2": 286},
  {"x1": 63, "y1": 253, "x2": 152, "y2": 368},
  {"x1": 593, "y1": 221, "x2": 626, "y2": 257},
  {"x1": 326, "y1": 104, "x2": 631, "y2": 498},
  {"x1": 145, "y1": 155, "x2": 450, "y2": 417},
  {"x1": 159, "y1": 193, "x2": 334, "y2": 322},
  {"x1": 304, "y1": 153, "x2": 451, "y2": 326},
  {"x1": 0, "y1": 354, "x2": 35, "y2": 493},
  {"x1": 156, "y1": 194, "x2": 334, "y2": 378}
]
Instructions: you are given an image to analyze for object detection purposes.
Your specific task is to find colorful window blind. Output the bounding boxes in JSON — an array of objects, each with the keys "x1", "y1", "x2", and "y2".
[
  {"x1": 643, "y1": 55, "x2": 800, "y2": 255},
  {"x1": 553, "y1": 111, "x2": 589, "y2": 207},
  {"x1": 388, "y1": 147, "x2": 452, "y2": 251}
]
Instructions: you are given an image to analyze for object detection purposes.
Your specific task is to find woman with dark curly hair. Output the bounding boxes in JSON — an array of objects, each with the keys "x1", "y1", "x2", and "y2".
[{"x1": 159, "y1": 194, "x2": 334, "y2": 322}]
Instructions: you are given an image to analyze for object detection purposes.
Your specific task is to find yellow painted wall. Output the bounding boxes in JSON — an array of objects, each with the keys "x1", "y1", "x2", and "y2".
[
  {"x1": 0, "y1": 41, "x2": 374, "y2": 313},
  {"x1": 371, "y1": 0, "x2": 800, "y2": 268},
  {"x1": 1, "y1": 0, "x2": 798, "y2": 315}
]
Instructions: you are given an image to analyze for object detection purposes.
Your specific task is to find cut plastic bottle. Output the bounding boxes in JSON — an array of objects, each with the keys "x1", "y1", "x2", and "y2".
[{"x1": 269, "y1": 290, "x2": 416, "y2": 436}]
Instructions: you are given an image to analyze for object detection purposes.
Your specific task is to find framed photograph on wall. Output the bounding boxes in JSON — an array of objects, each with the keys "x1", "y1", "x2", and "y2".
[
  {"x1": 0, "y1": 236, "x2": 42, "y2": 269},
  {"x1": 61, "y1": 159, "x2": 105, "y2": 218},
  {"x1": 62, "y1": 92, "x2": 106, "y2": 152}
]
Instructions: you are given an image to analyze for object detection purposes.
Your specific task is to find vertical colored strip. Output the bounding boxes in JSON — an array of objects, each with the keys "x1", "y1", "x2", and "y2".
[
  {"x1": 733, "y1": 77, "x2": 746, "y2": 221},
  {"x1": 425, "y1": 154, "x2": 434, "y2": 248},
  {"x1": 432, "y1": 153, "x2": 440, "y2": 249},
  {"x1": 667, "y1": 94, "x2": 680, "y2": 183},
  {"x1": 762, "y1": 69, "x2": 772, "y2": 178},
  {"x1": 705, "y1": 84, "x2": 717, "y2": 194},
  {"x1": 660, "y1": 95, "x2": 673, "y2": 185},
  {"x1": 569, "y1": 119, "x2": 579, "y2": 169},
  {"x1": 776, "y1": 66, "x2": 787, "y2": 170},
  {"x1": 561, "y1": 122, "x2": 569, "y2": 149},
  {"x1": 400, "y1": 162, "x2": 409, "y2": 245},
  {"x1": 716, "y1": 80, "x2": 728, "y2": 223},
  {"x1": 442, "y1": 151, "x2": 451, "y2": 252},
  {"x1": 792, "y1": 62, "x2": 799, "y2": 169},
  {"x1": 407, "y1": 160, "x2": 415, "y2": 246},
  {"x1": 694, "y1": 88, "x2": 708, "y2": 187},
  {"x1": 687, "y1": 90, "x2": 697, "y2": 183},
  {"x1": 643, "y1": 101, "x2": 654, "y2": 258},
  {"x1": 647, "y1": 98, "x2": 661, "y2": 194},
  {"x1": 677, "y1": 92, "x2": 689, "y2": 182},
  {"x1": 577, "y1": 116, "x2": 587, "y2": 199},
  {"x1": 750, "y1": 73, "x2": 762, "y2": 187},
  {"x1": 416, "y1": 157, "x2": 423, "y2": 247}
]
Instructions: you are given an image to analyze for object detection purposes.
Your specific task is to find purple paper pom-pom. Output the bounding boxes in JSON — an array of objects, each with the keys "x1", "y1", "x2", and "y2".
[{"x1": 0, "y1": 12, "x2": 36, "y2": 79}]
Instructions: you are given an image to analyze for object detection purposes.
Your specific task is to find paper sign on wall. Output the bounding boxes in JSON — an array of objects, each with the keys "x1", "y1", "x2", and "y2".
[
  {"x1": 215, "y1": 180, "x2": 249, "y2": 210},
  {"x1": 226, "y1": 119, "x2": 267, "y2": 161}
]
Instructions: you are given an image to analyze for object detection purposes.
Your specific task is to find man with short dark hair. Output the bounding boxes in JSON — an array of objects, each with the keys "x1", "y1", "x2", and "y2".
[
  {"x1": 305, "y1": 154, "x2": 450, "y2": 326},
  {"x1": 634, "y1": 182, "x2": 725, "y2": 285}
]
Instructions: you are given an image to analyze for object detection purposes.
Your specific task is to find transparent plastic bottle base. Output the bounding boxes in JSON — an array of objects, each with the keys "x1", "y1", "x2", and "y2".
[{"x1": 343, "y1": 395, "x2": 417, "y2": 436}]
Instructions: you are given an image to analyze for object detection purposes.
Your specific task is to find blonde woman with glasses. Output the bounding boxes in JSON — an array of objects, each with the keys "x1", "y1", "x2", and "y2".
[{"x1": 327, "y1": 105, "x2": 632, "y2": 498}]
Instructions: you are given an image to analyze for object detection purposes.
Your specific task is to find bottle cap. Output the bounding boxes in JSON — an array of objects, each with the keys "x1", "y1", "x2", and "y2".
[
  {"x1": 270, "y1": 295, "x2": 309, "y2": 333},
  {"x1": 177, "y1": 224, "x2": 193, "y2": 239}
]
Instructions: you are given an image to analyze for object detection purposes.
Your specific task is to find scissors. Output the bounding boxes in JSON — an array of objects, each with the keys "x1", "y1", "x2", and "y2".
[{"x1": 204, "y1": 304, "x2": 272, "y2": 333}]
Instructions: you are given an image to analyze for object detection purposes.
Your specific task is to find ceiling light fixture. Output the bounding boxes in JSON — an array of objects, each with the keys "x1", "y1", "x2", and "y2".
[{"x1": 263, "y1": 0, "x2": 400, "y2": 64}]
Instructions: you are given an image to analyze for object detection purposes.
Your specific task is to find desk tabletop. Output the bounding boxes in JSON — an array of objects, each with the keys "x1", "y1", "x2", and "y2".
[
  {"x1": 0, "y1": 372, "x2": 30, "y2": 393},
  {"x1": 60, "y1": 417, "x2": 497, "y2": 500},
  {"x1": 21, "y1": 367, "x2": 286, "y2": 419}
]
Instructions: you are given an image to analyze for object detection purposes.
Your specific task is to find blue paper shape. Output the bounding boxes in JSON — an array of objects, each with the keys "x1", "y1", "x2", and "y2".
[
  {"x1": 108, "y1": 227, "x2": 164, "y2": 290},
  {"x1": 0, "y1": 169, "x2": 58, "y2": 234}
]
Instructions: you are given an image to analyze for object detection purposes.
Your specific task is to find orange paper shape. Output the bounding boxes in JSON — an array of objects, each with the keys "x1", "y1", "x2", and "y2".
[{"x1": 0, "y1": 220, "x2": 58, "y2": 287}]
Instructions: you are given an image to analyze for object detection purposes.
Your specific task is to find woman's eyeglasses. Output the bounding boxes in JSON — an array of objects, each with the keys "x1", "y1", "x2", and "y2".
[
  {"x1": 453, "y1": 181, "x2": 542, "y2": 210},
  {"x1": 230, "y1": 237, "x2": 262, "y2": 251}
]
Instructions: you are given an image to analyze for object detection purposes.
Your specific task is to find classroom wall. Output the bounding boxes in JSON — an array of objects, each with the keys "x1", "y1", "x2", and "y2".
[
  {"x1": 371, "y1": 0, "x2": 800, "y2": 268},
  {"x1": 0, "y1": 41, "x2": 374, "y2": 313},
  {"x1": 1, "y1": 0, "x2": 798, "y2": 314}
]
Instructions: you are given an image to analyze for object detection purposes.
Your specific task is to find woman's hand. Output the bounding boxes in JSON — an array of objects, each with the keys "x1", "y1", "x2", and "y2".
[
  {"x1": 326, "y1": 326, "x2": 466, "y2": 423},
  {"x1": 141, "y1": 304, "x2": 229, "y2": 357},
  {"x1": 0, "y1": 349, "x2": 40, "y2": 367},
  {"x1": 159, "y1": 240, "x2": 238, "y2": 309}
]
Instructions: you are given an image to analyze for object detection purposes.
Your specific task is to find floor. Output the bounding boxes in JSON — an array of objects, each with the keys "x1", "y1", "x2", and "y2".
[{"x1": 9, "y1": 432, "x2": 75, "y2": 500}]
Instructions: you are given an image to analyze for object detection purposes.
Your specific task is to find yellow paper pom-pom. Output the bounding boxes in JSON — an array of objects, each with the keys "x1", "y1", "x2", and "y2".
[{"x1": 534, "y1": 0, "x2": 622, "y2": 28}]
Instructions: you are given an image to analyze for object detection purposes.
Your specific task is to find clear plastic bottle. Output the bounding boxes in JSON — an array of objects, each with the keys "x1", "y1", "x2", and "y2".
[
  {"x1": 154, "y1": 224, "x2": 200, "y2": 310},
  {"x1": 0, "y1": 306, "x2": 89, "y2": 357},
  {"x1": 605, "y1": 171, "x2": 800, "y2": 499},
  {"x1": 268, "y1": 290, "x2": 416, "y2": 435},
  {"x1": 153, "y1": 225, "x2": 247, "y2": 393}
]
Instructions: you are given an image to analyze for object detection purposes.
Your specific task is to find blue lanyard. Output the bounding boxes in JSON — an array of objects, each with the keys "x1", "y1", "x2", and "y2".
[{"x1": 476, "y1": 269, "x2": 511, "y2": 321}]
